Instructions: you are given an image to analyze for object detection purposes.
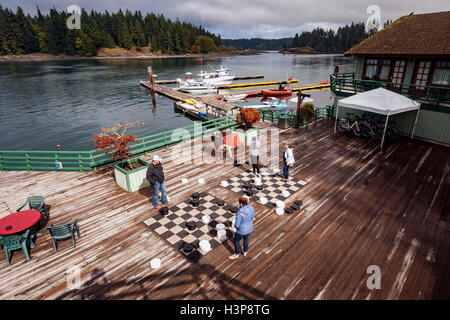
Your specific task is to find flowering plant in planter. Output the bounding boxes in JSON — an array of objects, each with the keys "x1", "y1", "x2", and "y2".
[
  {"x1": 93, "y1": 120, "x2": 139, "y2": 170},
  {"x1": 236, "y1": 108, "x2": 260, "y2": 130}
]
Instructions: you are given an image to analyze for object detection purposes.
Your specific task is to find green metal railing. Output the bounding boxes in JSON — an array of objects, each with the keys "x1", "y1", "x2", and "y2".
[
  {"x1": 330, "y1": 73, "x2": 450, "y2": 106},
  {"x1": 0, "y1": 115, "x2": 237, "y2": 172},
  {"x1": 0, "y1": 151, "x2": 95, "y2": 172},
  {"x1": 259, "y1": 106, "x2": 328, "y2": 127}
]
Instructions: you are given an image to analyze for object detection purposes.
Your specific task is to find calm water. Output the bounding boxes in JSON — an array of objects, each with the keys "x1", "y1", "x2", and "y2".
[{"x1": 0, "y1": 52, "x2": 356, "y2": 151}]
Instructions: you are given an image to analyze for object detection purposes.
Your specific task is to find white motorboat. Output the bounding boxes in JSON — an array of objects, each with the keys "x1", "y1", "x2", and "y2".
[
  {"x1": 197, "y1": 66, "x2": 235, "y2": 85},
  {"x1": 289, "y1": 97, "x2": 314, "y2": 104},
  {"x1": 223, "y1": 93, "x2": 248, "y2": 102},
  {"x1": 240, "y1": 104, "x2": 271, "y2": 109},
  {"x1": 177, "y1": 78, "x2": 218, "y2": 95},
  {"x1": 263, "y1": 97, "x2": 288, "y2": 108}
]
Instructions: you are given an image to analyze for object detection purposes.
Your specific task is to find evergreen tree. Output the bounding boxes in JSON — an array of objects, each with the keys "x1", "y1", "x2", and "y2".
[{"x1": 47, "y1": 8, "x2": 67, "y2": 54}]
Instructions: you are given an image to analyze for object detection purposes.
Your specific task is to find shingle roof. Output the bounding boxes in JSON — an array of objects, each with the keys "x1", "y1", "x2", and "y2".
[{"x1": 345, "y1": 11, "x2": 450, "y2": 58}]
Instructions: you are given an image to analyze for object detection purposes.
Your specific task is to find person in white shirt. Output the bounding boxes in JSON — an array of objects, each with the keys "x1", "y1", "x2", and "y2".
[
  {"x1": 283, "y1": 144, "x2": 295, "y2": 180},
  {"x1": 249, "y1": 137, "x2": 261, "y2": 176}
]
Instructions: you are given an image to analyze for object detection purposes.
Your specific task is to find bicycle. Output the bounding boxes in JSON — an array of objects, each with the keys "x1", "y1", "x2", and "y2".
[
  {"x1": 338, "y1": 113, "x2": 363, "y2": 136},
  {"x1": 359, "y1": 112, "x2": 402, "y2": 141}
]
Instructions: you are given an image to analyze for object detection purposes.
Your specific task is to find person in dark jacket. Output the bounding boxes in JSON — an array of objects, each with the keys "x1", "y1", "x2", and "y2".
[
  {"x1": 210, "y1": 132, "x2": 233, "y2": 160},
  {"x1": 229, "y1": 197, "x2": 256, "y2": 260},
  {"x1": 146, "y1": 155, "x2": 170, "y2": 209}
]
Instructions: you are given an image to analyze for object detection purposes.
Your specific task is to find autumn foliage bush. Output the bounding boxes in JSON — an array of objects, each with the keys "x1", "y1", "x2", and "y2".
[
  {"x1": 93, "y1": 120, "x2": 138, "y2": 169},
  {"x1": 236, "y1": 108, "x2": 260, "y2": 130},
  {"x1": 301, "y1": 103, "x2": 316, "y2": 122}
]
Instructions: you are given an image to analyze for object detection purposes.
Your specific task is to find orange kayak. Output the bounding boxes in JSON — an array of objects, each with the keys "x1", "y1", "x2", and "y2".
[{"x1": 261, "y1": 89, "x2": 292, "y2": 97}]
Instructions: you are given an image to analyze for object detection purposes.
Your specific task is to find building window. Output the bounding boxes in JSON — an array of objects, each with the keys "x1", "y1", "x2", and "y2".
[
  {"x1": 431, "y1": 61, "x2": 450, "y2": 87},
  {"x1": 364, "y1": 59, "x2": 391, "y2": 81},
  {"x1": 414, "y1": 61, "x2": 432, "y2": 90},
  {"x1": 391, "y1": 60, "x2": 407, "y2": 84}
]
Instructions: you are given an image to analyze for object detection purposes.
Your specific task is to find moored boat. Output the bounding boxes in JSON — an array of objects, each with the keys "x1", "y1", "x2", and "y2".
[
  {"x1": 223, "y1": 93, "x2": 248, "y2": 102},
  {"x1": 177, "y1": 78, "x2": 218, "y2": 95},
  {"x1": 261, "y1": 88, "x2": 293, "y2": 97}
]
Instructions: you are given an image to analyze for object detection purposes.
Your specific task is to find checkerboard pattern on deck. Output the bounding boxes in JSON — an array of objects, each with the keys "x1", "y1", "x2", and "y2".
[
  {"x1": 144, "y1": 193, "x2": 236, "y2": 263},
  {"x1": 222, "y1": 170, "x2": 308, "y2": 208}
]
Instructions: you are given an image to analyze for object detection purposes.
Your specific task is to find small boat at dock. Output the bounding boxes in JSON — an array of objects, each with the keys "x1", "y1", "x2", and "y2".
[
  {"x1": 198, "y1": 66, "x2": 235, "y2": 85},
  {"x1": 174, "y1": 101, "x2": 207, "y2": 119},
  {"x1": 261, "y1": 88, "x2": 292, "y2": 97},
  {"x1": 223, "y1": 93, "x2": 248, "y2": 102},
  {"x1": 177, "y1": 78, "x2": 218, "y2": 95}
]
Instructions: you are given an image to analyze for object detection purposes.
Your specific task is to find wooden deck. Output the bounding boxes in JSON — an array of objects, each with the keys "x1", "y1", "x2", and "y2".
[{"x1": 0, "y1": 120, "x2": 449, "y2": 300}]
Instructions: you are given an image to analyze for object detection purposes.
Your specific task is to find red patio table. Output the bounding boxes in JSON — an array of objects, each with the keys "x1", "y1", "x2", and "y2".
[
  {"x1": 0, "y1": 210, "x2": 42, "y2": 236},
  {"x1": 223, "y1": 133, "x2": 245, "y2": 148}
]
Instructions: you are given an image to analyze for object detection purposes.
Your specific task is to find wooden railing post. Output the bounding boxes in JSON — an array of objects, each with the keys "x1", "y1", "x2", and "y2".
[{"x1": 0, "y1": 152, "x2": 3, "y2": 171}]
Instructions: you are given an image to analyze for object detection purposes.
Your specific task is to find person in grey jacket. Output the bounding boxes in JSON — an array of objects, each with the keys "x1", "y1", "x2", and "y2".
[{"x1": 229, "y1": 197, "x2": 256, "y2": 260}]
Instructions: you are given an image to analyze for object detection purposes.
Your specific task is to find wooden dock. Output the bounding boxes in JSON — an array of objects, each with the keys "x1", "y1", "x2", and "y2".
[
  {"x1": 292, "y1": 83, "x2": 330, "y2": 92},
  {"x1": 212, "y1": 82, "x2": 332, "y2": 99},
  {"x1": 155, "y1": 75, "x2": 264, "y2": 85},
  {"x1": 140, "y1": 81, "x2": 236, "y2": 118},
  {"x1": 218, "y1": 79, "x2": 298, "y2": 90},
  {"x1": 0, "y1": 120, "x2": 449, "y2": 300}
]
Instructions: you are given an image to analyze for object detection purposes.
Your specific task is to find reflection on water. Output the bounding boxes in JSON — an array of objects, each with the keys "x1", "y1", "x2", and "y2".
[{"x1": 0, "y1": 52, "x2": 355, "y2": 150}]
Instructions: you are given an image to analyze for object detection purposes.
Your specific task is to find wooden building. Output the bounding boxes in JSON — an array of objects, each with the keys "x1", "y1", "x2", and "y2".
[{"x1": 331, "y1": 11, "x2": 450, "y2": 145}]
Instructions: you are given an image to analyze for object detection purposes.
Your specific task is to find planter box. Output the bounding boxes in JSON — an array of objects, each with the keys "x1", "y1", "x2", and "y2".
[
  {"x1": 231, "y1": 127, "x2": 259, "y2": 147},
  {"x1": 114, "y1": 158, "x2": 150, "y2": 193}
]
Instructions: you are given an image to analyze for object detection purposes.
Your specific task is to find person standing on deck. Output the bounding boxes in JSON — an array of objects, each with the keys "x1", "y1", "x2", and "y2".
[
  {"x1": 283, "y1": 144, "x2": 295, "y2": 181},
  {"x1": 229, "y1": 197, "x2": 255, "y2": 260},
  {"x1": 211, "y1": 132, "x2": 234, "y2": 160},
  {"x1": 249, "y1": 136, "x2": 261, "y2": 177},
  {"x1": 146, "y1": 155, "x2": 170, "y2": 209}
]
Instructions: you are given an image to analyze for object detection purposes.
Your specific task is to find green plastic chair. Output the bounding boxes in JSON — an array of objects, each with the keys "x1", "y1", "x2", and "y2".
[
  {"x1": 47, "y1": 220, "x2": 80, "y2": 252},
  {"x1": 16, "y1": 196, "x2": 50, "y2": 221},
  {"x1": 0, "y1": 230, "x2": 38, "y2": 265}
]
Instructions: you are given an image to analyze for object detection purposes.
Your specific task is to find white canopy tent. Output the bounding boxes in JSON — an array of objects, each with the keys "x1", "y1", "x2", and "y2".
[{"x1": 334, "y1": 88, "x2": 422, "y2": 148}]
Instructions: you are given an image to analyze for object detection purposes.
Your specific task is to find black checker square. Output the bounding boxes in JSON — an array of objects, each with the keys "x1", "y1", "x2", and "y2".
[
  {"x1": 181, "y1": 213, "x2": 193, "y2": 220},
  {"x1": 192, "y1": 229, "x2": 204, "y2": 238},
  {"x1": 149, "y1": 221, "x2": 162, "y2": 230},
  {"x1": 165, "y1": 221, "x2": 176, "y2": 230},
  {"x1": 221, "y1": 171, "x2": 309, "y2": 209},
  {"x1": 176, "y1": 229, "x2": 189, "y2": 239},
  {"x1": 143, "y1": 192, "x2": 235, "y2": 263}
]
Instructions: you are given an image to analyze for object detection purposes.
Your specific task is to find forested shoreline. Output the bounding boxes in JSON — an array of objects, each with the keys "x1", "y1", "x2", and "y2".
[
  {"x1": 223, "y1": 22, "x2": 374, "y2": 53},
  {"x1": 1, "y1": 6, "x2": 379, "y2": 58},
  {"x1": 0, "y1": 6, "x2": 223, "y2": 57}
]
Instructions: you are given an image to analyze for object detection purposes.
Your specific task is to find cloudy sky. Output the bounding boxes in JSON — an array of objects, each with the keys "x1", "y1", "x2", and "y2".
[{"x1": 3, "y1": 0, "x2": 450, "y2": 38}]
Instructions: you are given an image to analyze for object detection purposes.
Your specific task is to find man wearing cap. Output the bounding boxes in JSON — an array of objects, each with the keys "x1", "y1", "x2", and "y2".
[{"x1": 146, "y1": 155, "x2": 170, "y2": 209}]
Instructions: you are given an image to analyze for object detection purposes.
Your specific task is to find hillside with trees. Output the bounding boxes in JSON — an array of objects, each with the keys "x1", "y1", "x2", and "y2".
[
  {"x1": 0, "y1": 6, "x2": 222, "y2": 56},
  {"x1": 223, "y1": 22, "x2": 372, "y2": 54}
]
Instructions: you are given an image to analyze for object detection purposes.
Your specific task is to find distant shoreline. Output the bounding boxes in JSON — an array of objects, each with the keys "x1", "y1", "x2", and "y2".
[{"x1": 0, "y1": 50, "x2": 263, "y2": 63}]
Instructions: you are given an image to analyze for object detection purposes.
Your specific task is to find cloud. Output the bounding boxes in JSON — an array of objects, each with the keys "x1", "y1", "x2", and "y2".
[{"x1": 3, "y1": 0, "x2": 450, "y2": 38}]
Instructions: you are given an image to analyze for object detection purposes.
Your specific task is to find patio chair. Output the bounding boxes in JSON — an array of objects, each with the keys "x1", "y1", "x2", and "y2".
[
  {"x1": 47, "y1": 220, "x2": 81, "y2": 252},
  {"x1": 0, "y1": 230, "x2": 38, "y2": 265},
  {"x1": 16, "y1": 196, "x2": 50, "y2": 221}
]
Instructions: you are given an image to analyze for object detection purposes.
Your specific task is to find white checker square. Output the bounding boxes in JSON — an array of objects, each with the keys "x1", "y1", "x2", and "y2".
[
  {"x1": 167, "y1": 234, "x2": 181, "y2": 245},
  {"x1": 155, "y1": 225, "x2": 168, "y2": 234}
]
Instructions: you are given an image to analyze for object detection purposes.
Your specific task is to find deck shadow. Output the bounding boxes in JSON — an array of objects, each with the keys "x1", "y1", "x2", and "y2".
[{"x1": 55, "y1": 264, "x2": 277, "y2": 300}]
